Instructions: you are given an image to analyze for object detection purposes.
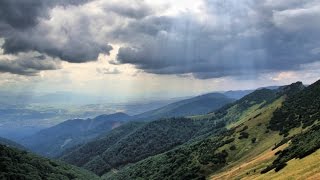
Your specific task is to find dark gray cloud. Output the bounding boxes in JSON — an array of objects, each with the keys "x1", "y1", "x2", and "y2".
[
  {"x1": 0, "y1": 0, "x2": 43, "y2": 29},
  {"x1": 1, "y1": 0, "x2": 320, "y2": 79},
  {"x1": 3, "y1": 31, "x2": 113, "y2": 63},
  {"x1": 0, "y1": 0, "x2": 112, "y2": 64},
  {"x1": 114, "y1": 0, "x2": 320, "y2": 79},
  {"x1": 0, "y1": 0, "x2": 89, "y2": 29},
  {"x1": 0, "y1": 54, "x2": 61, "y2": 76}
]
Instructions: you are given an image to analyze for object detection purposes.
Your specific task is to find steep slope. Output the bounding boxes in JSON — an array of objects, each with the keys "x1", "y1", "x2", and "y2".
[
  {"x1": 103, "y1": 82, "x2": 306, "y2": 179},
  {"x1": 210, "y1": 81, "x2": 320, "y2": 179},
  {"x1": 0, "y1": 144, "x2": 98, "y2": 180},
  {"x1": 23, "y1": 112, "x2": 130, "y2": 157},
  {"x1": 103, "y1": 92, "x2": 283, "y2": 180},
  {"x1": 61, "y1": 118, "x2": 225, "y2": 175},
  {"x1": 260, "y1": 80, "x2": 320, "y2": 173},
  {"x1": 60, "y1": 86, "x2": 279, "y2": 178},
  {"x1": 60, "y1": 121, "x2": 146, "y2": 174},
  {"x1": 133, "y1": 93, "x2": 235, "y2": 121}
]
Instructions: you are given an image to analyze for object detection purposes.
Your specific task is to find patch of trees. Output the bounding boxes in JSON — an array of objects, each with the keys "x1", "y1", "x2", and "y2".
[
  {"x1": 253, "y1": 113, "x2": 262, "y2": 119},
  {"x1": 239, "y1": 132, "x2": 249, "y2": 139},
  {"x1": 62, "y1": 117, "x2": 226, "y2": 176},
  {"x1": 272, "y1": 137, "x2": 293, "y2": 151},
  {"x1": 268, "y1": 80, "x2": 320, "y2": 136},
  {"x1": 239, "y1": 125, "x2": 248, "y2": 133},
  {"x1": 0, "y1": 145, "x2": 97, "y2": 180},
  {"x1": 105, "y1": 129, "x2": 235, "y2": 180},
  {"x1": 262, "y1": 123, "x2": 320, "y2": 173},
  {"x1": 229, "y1": 145, "x2": 237, "y2": 151}
]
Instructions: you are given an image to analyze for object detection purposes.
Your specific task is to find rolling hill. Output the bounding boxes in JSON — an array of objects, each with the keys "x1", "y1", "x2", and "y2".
[
  {"x1": 60, "y1": 83, "x2": 286, "y2": 178},
  {"x1": 102, "y1": 80, "x2": 320, "y2": 180},
  {"x1": 22, "y1": 112, "x2": 130, "y2": 157},
  {"x1": 60, "y1": 118, "x2": 226, "y2": 175},
  {"x1": 21, "y1": 92, "x2": 234, "y2": 157},
  {"x1": 4, "y1": 80, "x2": 319, "y2": 179},
  {"x1": 14, "y1": 80, "x2": 320, "y2": 180},
  {"x1": 100, "y1": 86, "x2": 285, "y2": 179}
]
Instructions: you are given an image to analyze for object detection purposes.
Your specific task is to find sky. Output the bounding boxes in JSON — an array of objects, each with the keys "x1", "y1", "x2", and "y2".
[{"x1": 0, "y1": 0, "x2": 320, "y2": 102}]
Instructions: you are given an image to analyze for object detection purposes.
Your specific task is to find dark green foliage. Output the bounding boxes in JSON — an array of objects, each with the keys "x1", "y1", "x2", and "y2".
[
  {"x1": 253, "y1": 113, "x2": 262, "y2": 119},
  {"x1": 261, "y1": 81, "x2": 320, "y2": 173},
  {"x1": 276, "y1": 81, "x2": 305, "y2": 97},
  {"x1": 61, "y1": 85, "x2": 279, "y2": 179},
  {"x1": 239, "y1": 132, "x2": 249, "y2": 139},
  {"x1": 105, "y1": 129, "x2": 234, "y2": 180},
  {"x1": 60, "y1": 121, "x2": 145, "y2": 169},
  {"x1": 262, "y1": 124, "x2": 320, "y2": 173},
  {"x1": 0, "y1": 145, "x2": 98, "y2": 180},
  {"x1": 272, "y1": 137, "x2": 292, "y2": 150},
  {"x1": 269, "y1": 80, "x2": 319, "y2": 135},
  {"x1": 239, "y1": 125, "x2": 248, "y2": 132},
  {"x1": 62, "y1": 118, "x2": 223, "y2": 175},
  {"x1": 274, "y1": 150, "x2": 282, "y2": 156},
  {"x1": 229, "y1": 145, "x2": 237, "y2": 151},
  {"x1": 224, "y1": 138, "x2": 235, "y2": 144},
  {"x1": 102, "y1": 80, "x2": 316, "y2": 179},
  {"x1": 265, "y1": 130, "x2": 270, "y2": 133}
]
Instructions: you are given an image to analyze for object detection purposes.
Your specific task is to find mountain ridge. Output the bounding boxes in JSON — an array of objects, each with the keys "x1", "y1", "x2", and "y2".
[{"x1": 21, "y1": 112, "x2": 131, "y2": 157}]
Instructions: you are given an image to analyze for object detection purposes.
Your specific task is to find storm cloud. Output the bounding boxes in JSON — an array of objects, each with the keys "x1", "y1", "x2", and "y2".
[
  {"x1": 115, "y1": 0, "x2": 320, "y2": 79},
  {"x1": 0, "y1": 0, "x2": 89, "y2": 29},
  {"x1": 0, "y1": 0, "x2": 319, "y2": 78},
  {"x1": 0, "y1": 53, "x2": 61, "y2": 76}
]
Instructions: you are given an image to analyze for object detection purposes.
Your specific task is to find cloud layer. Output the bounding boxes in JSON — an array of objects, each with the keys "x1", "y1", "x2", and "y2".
[
  {"x1": 0, "y1": 53, "x2": 61, "y2": 76},
  {"x1": 115, "y1": 0, "x2": 320, "y2": 79},
  {"x1": 0, "y1": 0, "x2": 319, "y2": 78}
]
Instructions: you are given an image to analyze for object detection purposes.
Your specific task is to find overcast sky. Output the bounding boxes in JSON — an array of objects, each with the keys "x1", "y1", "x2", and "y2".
[{"x1": 0, "y1": 0, "x2": 319, "y2": 101}]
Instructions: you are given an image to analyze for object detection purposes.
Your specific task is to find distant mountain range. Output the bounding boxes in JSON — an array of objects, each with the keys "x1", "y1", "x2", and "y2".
[
  {"x1": 58, "y1": 80, "x2": 320, "y2": 179},
  {"x1": 19, "y1": 89, "x2": 269, "y2": 157},
  {"x1": 132, "y1": 92, "x2": 235, "y2": 121},
  {"x1": 60, "y1": 86, "x2": 281, "y2": 177},
  {"x1": 21, "y1": 112, "x2": 130, "y2": 157},
  {"x1": 3, "y1": 80, "x2": 320, "y2": 179}
]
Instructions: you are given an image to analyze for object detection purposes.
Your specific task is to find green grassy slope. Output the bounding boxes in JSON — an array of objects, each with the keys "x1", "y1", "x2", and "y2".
[
  {"x1": 59, "y1": 80, "x2": 319, "y2": 180},
  {"x1": 0, "y1": 144, "x2": 99, "y2": 180},
  {"x1": 102, "y1": 81, "x2": 312, "y2": 180},
  {"x1": 210, "y1": 81, "x2": 320, "y2": 179},
  {"x1": 61, "y1": 88, "x2": 277, "y2": 178},
  {"x1": 103, "y1": 93, "x2": 283, "y2": 180},
  {"x1": 261, "y1": 80, "x2": 320, "y2": 173}
]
